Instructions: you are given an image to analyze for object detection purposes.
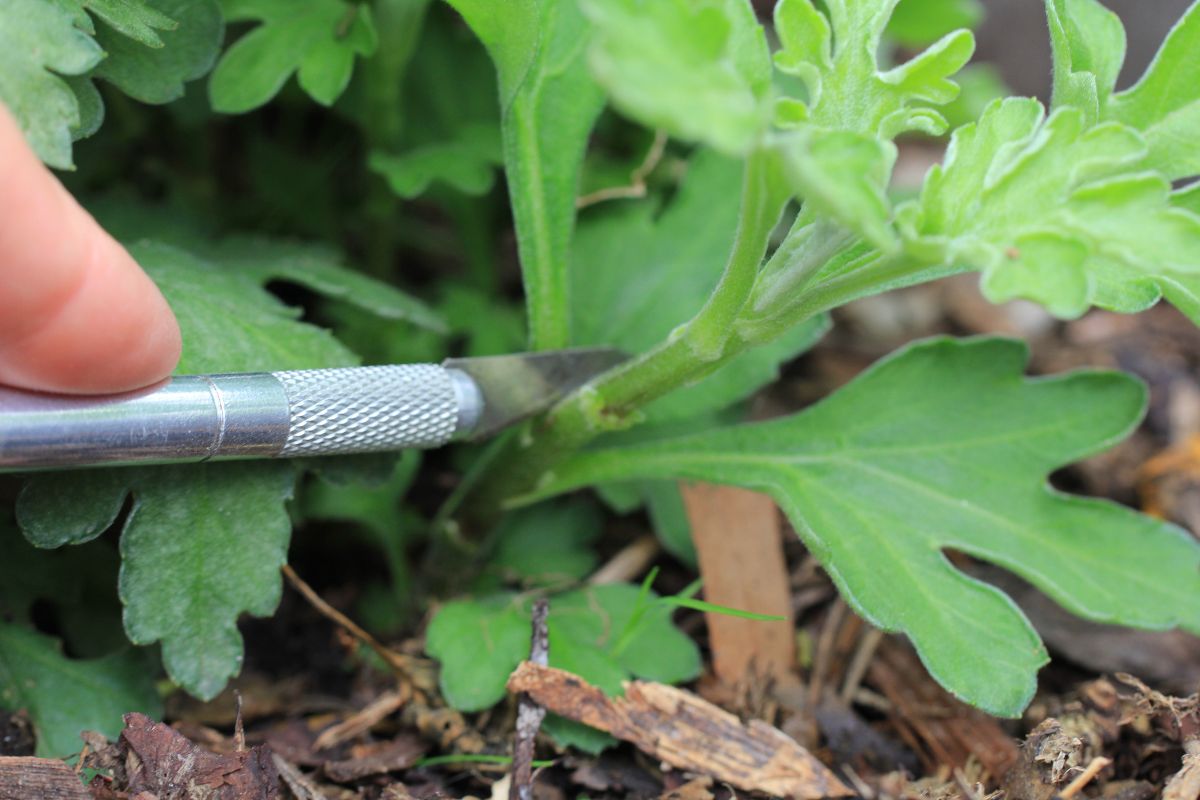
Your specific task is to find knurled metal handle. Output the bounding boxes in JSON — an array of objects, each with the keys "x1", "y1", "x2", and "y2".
[
  {"x1": 274, "y1": 365, "x2": 476, "y2": 456},
  {"x1": 0, "y1": 365, "x2": 483, "y2": 471}
]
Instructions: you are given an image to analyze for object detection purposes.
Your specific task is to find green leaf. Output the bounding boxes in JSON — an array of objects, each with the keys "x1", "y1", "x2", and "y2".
[
  {"x1": 209, "y1": 236, "x2": 447, "y2": 334},
  {"x1": 92, "y1": 0, "x2": 224, "y2": 105},
  {"x1": 1107, "y1": 0, "x2": 1200, "y2": 179},
  {"x1": 887, "y1": 0, "x2": 983, "y2": 49},
  {"x1": 209, "y1": 0, "x2": 377, "y2": 113},
  {"x1": 481, "y1": 502, "x2": 602, "y2": 590},
  {"x1": 522, "y1": 337, "x2": 1200, "y2": 717},
  {"x1": 1045, "y1": 0, "x2": 1125, "y2": 123},
  {"x1": 0, "y1": 0, "x2": 105, "y2": 168},
  {"x1": 425, "y1": 594, "x2": 535, "y2": 711},
  {"x1": 0, "y1": 520, "x2": 126, "y2": 658},
  {"x1": 901, "y1": 98, "x2": 1200, "y2": 319},
  {"x1": 445, "y1": 0, "x2": 605, "y2": 349},
  {"x1": 581, "y1": 0, "x2": 772, "y2": 155},
  {"x1": 86, "y1": 0, "x2": 179, "y2": 47},
  {"x1": 369, "y1": 122, "x2": 502, "y2": 198},
  {"x1": 16, "y1": 239, "x2": 370, "y2": 699},
  {"x1": 0, "y1": 0, "x2": 223, "y2": 169},
  {"x1": 773, "y1": 0, "x2": 975, "y2": 138},
  {"x1": 779, "y1": 130, "x2": 898, "y2": 250},
  {"x1": 0, "y1": 623, "x2": 161, "y2": 758},
  {"x1": 427, "y1": 584, "x2": 700, "y2": 714}
]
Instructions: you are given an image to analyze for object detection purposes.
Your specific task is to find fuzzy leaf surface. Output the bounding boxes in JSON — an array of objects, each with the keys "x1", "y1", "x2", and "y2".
[
  {"x1": 523, "y1": 337, "x2": 1200, "y2": 716},
  {"x1": 209, "y1": 236, "x2": 447, "y2": 333},
  {"x1": 0, "y1": 623, "x2": 160, "y2": 758},
  {"x1": 0, "y1": 0, "x2": 105, "y2": 168},
  {"x1": 427, "y1": 583, "x2": 700, "y2": 713},
  {"x1": 17, "y1": 240, "x2": 364, "y2": 699},
  {"x1": 446, "y1": 0, "x2": 604, "y2": 349},
  {"x1": 92, "y1": 0, "x2": 223, "y2": 105},
  {"x1": 901, "y1": 98, "x2": 1200, "y2": 318},
  {"x1": 1106, "y1": 0, "x2": 1200, "y2": 179},
  {"x1": 209, "y1": 0, "x2": 377, "y2": 112},
  {"x1": 581, "y1": 0, "x2": 772, "y2": 155},
  {"x1": 774, "y1": 0, "x2": 974, "y2": 138},
  {"x1": 0, "y1": 0, "x2": 221, "y2": 169}
]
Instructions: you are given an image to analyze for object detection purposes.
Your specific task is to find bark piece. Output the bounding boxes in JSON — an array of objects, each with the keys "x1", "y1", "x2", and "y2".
[
  {"x1": 120, "y1": 712, "x2": 279, "y2": 799},
  {"x1": 680, "y1": 484, "x2": 796, "y2": 686},
  {"x1": 868, "y1": 638, "x2": 1019, "y2": 778},
  {"x1": 0, "y1": 756, "x2": 90, "y2": 800},
  {"x1": 506, "y1": 661, "x2": 851, "y2": 799}
]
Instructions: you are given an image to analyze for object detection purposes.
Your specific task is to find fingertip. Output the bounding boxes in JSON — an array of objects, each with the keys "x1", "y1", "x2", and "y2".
[
  {"x1": 0, "y1": 102, "x2": 183, "y2": 395},
  {"x1": 0, "y1": 228, "x2": 183, "y2": 395}
]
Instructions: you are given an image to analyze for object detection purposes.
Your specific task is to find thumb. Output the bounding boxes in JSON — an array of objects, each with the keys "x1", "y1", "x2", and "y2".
[{"x1": 0, "y1": 104, "x2": 181, "y2": 395}]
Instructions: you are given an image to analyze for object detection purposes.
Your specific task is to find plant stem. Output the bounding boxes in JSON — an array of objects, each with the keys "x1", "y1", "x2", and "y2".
[
  {"x1": 505, "y1": 91, "x2": 572, "y2": 350},
  {"x1": 682, "y1": 148, "x2": 791, "y2": 358}
]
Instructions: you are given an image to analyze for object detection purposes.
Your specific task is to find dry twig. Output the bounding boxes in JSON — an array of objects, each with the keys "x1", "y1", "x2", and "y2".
[
  {"x1": 576, "y1": 130, "x2": 669, "y2": 208},
  {"x1": 511, "y1": 599, "x2": 550, "y2": 800}
]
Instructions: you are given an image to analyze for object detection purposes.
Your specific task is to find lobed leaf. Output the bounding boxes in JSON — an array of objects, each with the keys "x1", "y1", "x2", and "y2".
[
  {"x1": 92, "y1": 0, "x2": 224, "y2": 106},
  {"x1": 16, "y1": 239, "x2": 378, "y2": 699},
  {"x1": 0, "y1": 0, "x2": 105, "y2": 168},
  {"x1": 773, "y1": 0, "x2": 974, "y2": 138},
  {"x1": 901, "y1": 97, "x2": 1200, "y2": 319},
  {"x1": 0, "y1": 0, "x2": 222, "y2": 169},
  {"x1": 0, "y1": 623, "x2": 161, "y2": 758},
  {"x1": 1106, "y1": 0, "x2": 1200, "y2": 179},
  {"x1": 522, "y1": 338, "x2": 1200, "y2": 716},
  {"x1": 209, "y1": 0, "x2": 377, "y2": 113},
  {"x1": 1045, "y1": 0, "x2": 1125, "y2": 122}
]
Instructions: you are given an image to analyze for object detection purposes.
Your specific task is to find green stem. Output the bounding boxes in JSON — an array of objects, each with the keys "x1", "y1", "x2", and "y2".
[
  {"x1": 682, "y1": 148, "x2": 791, "y2": 358},
  {"x1": 505, "y1": 93, "x2": 571, "y2": 350},
  {"x1": 468, "y1": 153, "x2": 787, "y2": 514}
]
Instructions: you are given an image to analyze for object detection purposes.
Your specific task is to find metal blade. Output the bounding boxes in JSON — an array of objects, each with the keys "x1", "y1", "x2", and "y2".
[{"x1": 444, "y1": 347, "x2": 627, "y2": 439}]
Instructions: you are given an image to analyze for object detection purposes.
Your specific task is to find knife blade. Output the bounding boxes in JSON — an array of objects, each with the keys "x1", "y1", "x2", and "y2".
[{"x1": 0, "y1": 348, "x2": 626, "y2": 472}]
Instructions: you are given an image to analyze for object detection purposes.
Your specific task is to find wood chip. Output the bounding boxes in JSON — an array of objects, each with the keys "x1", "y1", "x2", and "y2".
[
  {"x1": 323, "y1": 735, "x2": 425, "y2": 782},
  {"x1": 868, "y1": 638, "x2": 1019, "y2": 778},
  {"x1": 1164, "y1": 741, "x2": 1200, "y2": 800},
  {"x1": 681, "y1": 483, "x2": 796, "y2": 685},
  {"x1": 0, "y1": 757, "x2": 90, "y2": 800},
  {"x1": 506, "y1": 661, "x2": 851, "y2": 799}
]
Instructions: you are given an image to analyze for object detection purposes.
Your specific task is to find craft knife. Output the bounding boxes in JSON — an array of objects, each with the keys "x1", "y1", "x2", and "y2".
[{"x1": 0, "y1": 348, "x2": 625, "y2": 471}]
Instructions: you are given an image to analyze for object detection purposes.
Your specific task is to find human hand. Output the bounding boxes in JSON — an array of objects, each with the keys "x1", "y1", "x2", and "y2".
[{"x1": 0, "y1": 104, "x2": 180, "y2": 395}]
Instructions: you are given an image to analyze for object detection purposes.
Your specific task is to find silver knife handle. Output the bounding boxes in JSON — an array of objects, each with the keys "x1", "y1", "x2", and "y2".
[
  {"x1": 0, "y1": 365, "x2": 484, "y2": 471},
  {"x1": 274, "y1": 365, "x2": 480, "y2": 455}
]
